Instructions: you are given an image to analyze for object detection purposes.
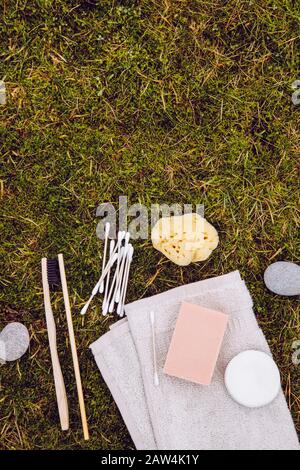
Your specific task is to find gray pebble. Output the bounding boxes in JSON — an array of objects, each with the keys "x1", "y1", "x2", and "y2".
[
  {"x1": 264, "y1": 261, "x2": 300, "y2": 296},
  {"x1": 0, "y1": 323, "x2": 30, "y2": 362}
]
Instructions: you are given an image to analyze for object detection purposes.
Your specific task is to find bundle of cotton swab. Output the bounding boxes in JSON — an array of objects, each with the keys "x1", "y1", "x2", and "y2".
[{"x1": 81, "y1": 224, "x2": 133, "y2": 317}]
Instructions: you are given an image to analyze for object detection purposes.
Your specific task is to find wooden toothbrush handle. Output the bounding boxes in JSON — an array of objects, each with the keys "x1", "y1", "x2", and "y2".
[
  {"x1": 41, "y1": 258, "x2": 69, "y2": 431},
  {"x1": 58, "y1": 253, "x2": 90, "y2": 441}
]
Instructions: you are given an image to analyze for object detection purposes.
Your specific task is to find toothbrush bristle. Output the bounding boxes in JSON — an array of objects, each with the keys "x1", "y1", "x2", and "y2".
[{"x1": 47, "y1": 259, "x2": 61, "y2": 289}]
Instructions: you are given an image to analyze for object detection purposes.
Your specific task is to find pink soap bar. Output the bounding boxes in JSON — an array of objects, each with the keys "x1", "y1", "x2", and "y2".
[{"x1": 164, "y1": 302, "x2": 229, "y2": 385}]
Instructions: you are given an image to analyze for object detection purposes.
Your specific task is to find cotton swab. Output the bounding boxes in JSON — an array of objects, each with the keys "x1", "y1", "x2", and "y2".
[
  {"x1": 102, "y1": 239, "x2": 115, "y2": 314},
  {"x1": 117, "y1": 244, "x2": 134, "y2": 317},
  {"x1": 114, "y1": 234, "x2": 130, "y2": 303},
  {"x1": 113, "y1": 230, "x2": 126, "y2": 288},
  {"x1": 124, "y1": 231, "x2": 131, "y2": 245},
  {"x1": 80, "y1": 252, "x2": 118, "y2": 315},
  {"x1": 118, "y1": 245, "x2": 133, "y2": 316},
  {"x1": 99, "y1": 222, "x2": 110, "y2": 293},
  {"x1": 116, "y1": 246, "x2": 131, "y2": 315},
  {"x1": 107, "y1": 231, "x2": 129, "y2": 312},
  {"x1": 102, "y1": 246, "x2": 125, "y2": 315},
  {"x1": 109, "y1": 244, "x2": 129, "y2": 312},
  {"x1": 150, "y1": 310, "x2": 159, "y2": 387},
  {"x1": 102, "y1": 230, "x2": 125, "y2": 265}
]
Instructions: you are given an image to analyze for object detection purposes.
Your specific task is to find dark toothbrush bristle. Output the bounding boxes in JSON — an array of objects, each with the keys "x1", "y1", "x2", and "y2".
[{"x1": 47, "y1": 259, "x2": 61, "y2": 288}]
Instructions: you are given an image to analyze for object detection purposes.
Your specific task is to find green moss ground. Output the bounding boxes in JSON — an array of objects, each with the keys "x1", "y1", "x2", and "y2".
[{"x1": 0, "y1": 0, "x2": 299, "y2": 449}]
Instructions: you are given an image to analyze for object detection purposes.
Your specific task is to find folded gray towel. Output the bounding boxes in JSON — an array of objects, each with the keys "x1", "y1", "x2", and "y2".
[{"x1": 90, "y1": 271, "x2": 299, "y2": 450}]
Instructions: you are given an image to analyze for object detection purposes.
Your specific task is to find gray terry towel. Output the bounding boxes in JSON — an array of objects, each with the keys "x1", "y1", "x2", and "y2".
[{"x1": 90, "y1": 271, "x2": 299, "y2": 450}]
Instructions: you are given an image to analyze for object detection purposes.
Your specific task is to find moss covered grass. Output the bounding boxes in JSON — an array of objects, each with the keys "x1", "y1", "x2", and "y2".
[{"x1": 0, "y1": 0, "x2": 299, "y2": 449}]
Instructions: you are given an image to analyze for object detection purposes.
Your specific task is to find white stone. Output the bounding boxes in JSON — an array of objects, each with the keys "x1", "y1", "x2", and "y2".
[{"x1": 0, "y1": 322, "x2": 30, "y2": 362}]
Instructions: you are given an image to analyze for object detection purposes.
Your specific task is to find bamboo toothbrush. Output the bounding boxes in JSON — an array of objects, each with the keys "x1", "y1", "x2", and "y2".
[
  {"x1": 58, "y1": 253, "x2": 89, "y2": 441},
  {"x1": 41, "y1": 257, "x2": 69, "y2": 431}
]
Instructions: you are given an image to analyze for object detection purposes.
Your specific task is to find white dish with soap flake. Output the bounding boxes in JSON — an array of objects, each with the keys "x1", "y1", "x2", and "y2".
[{"x1": 225, "y1": 350, "x2": 281, "y2": 408}]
